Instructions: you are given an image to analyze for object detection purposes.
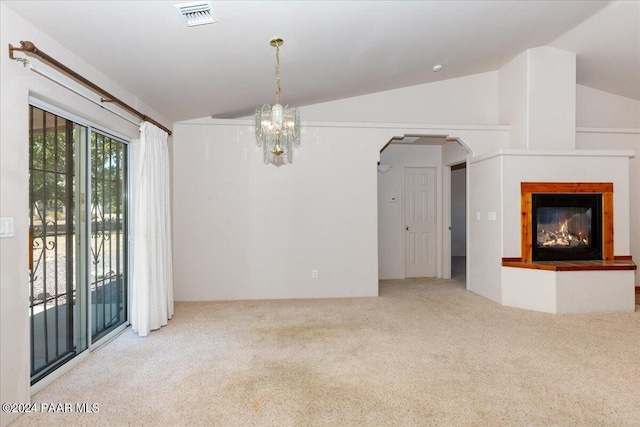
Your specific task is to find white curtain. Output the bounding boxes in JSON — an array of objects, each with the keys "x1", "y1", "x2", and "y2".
[{"x1": 131, "y1": 122, "x2": 174, "y2": 337}]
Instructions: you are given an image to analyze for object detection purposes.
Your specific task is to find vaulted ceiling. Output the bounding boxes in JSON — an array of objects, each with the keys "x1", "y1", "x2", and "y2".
[{"x1": 4, "y1": 1, "x2": 639, "y2": 123}]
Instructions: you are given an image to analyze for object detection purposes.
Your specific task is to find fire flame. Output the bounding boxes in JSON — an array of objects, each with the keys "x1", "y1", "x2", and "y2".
[{"x1": 538, "y1": 219, "x2": 588, "y2": 248}]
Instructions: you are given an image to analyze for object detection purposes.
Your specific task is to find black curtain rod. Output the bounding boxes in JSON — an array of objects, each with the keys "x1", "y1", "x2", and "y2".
[{"x1": 9, "y1": 40, "x2": 172, "y2": 135}]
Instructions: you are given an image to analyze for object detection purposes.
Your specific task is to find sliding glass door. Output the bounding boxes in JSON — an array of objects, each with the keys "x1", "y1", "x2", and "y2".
[
  {"x1": 90, "y1": 131, "x2": 128, "y2": 342},
  {"x1": 29, "y1": 107, "x2": 85, "y2": 383},
  {"x1": 29, "y1": 104, "x2": 129, "y2": 384}
]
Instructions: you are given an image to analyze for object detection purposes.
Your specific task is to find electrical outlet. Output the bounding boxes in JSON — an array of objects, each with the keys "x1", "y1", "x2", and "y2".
[{"x1": 311, "y1": 270, "x2": 318, "y2": 279}]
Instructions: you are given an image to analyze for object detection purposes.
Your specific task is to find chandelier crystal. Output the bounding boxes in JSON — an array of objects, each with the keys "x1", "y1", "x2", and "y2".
[{"x1": 255, "y1": 38, "x2": 300, "y2": 165}]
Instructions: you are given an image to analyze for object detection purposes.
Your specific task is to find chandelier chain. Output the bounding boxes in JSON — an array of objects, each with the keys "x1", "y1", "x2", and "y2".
[{"x1": 275, "y1": 43, "x2": 281, "y2": 104}]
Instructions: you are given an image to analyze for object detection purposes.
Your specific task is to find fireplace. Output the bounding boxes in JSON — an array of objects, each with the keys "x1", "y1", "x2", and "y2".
[
  {"x1": 519, "y1": 182, "x2": 614, "y2": 262},
  {"x1": 502, "y1": 176, "x2": 636, "y2": 315},
  {"x1": 532, "y1": 193, "x2": 602, "y2": 261}
]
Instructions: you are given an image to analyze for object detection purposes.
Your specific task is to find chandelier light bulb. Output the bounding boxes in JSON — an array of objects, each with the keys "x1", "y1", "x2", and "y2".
[{"x1": 271, "y1": 103, "x2": 283, "y2": 128}]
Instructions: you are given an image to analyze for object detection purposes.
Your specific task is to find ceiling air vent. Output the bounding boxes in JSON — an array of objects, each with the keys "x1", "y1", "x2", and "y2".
[{"x1": 175, "y1": 1, "x2": 216, "y2": 27}]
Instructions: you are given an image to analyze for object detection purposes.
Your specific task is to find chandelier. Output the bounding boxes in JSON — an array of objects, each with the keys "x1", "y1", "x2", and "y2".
[{"x1": 255, "y1": 38, "x2": 300, "y2": 165}]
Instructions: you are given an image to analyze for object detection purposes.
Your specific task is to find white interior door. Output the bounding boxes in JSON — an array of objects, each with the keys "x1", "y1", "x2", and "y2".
[{"x1": 404, "y1": 167, "x2": 436, "y2": 278}]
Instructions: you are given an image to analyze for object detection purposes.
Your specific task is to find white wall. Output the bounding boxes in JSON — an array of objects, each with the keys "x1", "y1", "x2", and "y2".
[
  {"x1": 499, "y1": 51, "x2": 528, "y2": 149},
  {"x1": 575, "y1": 85, "x2": 640, "y2": 285},
  {"x1": 173, "y1": 121, "x2": 389, "y2": 300},
  {"x1": 576, "y1": 131, "x2": 640, "y2": 285},
  {"x1": 499, "y1": 47, "x2": 577, "y2": 150},
  {"x1": 299, "y1": 72, "x2": 500, "y2": 125},
  {"x1": 576, "y1": 85, "x2": 640, "y2": 129},
  {"x1": 468, "y1": 155, "x2": 503, "y2": 303},
  {"x1": 528, "y1": 47, "x2": 576, "y2": 150},
  {"x1": 172, "y1": 119, "x2": 507, "y2": 300},
  {"x1": 0, "y1": 5, "x2": 170, "y2": 426},
  {"x1": 450, "y1": 166, "x2": 467, "y2": 257},
  {"x1": 377, "y1": 145, "x2": 442, "y2": 280}
]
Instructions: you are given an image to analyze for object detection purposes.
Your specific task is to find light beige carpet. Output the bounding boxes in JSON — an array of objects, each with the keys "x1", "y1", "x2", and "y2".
[{"x1": 14, "y1": 277, "x2": 640, "y2": 426}]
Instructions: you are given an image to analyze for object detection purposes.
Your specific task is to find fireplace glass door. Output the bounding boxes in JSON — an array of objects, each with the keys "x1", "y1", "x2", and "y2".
[{"x1": 532, "y1": 194, "x2": 602, "y2": 261}]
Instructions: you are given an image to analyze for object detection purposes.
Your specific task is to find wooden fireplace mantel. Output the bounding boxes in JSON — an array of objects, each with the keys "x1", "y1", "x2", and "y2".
[
  {"x1": 520, "y1": 182, "x2": 614, "y2": 262},
  {"x1": 502, "y1": 256, "x2": 637, "y2": 271}
]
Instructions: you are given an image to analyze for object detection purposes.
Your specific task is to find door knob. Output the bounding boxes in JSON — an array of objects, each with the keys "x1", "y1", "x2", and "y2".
[{"x1": 405, "y1": 226, "x2": 409, "y2": 231}]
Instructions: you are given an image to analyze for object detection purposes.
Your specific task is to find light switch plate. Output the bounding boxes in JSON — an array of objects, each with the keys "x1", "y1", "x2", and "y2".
[{"x1": 0, "y1": 218, "x2": 15, "y2": 238}]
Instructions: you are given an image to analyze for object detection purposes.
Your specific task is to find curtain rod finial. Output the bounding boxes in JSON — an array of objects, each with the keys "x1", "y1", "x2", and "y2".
[
  {"x1": 20, "y1": 41, "x2": 37, "y2": 53},
  {"x1": 8, "y1": 40, "x2": 36, "y2": 59}
]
